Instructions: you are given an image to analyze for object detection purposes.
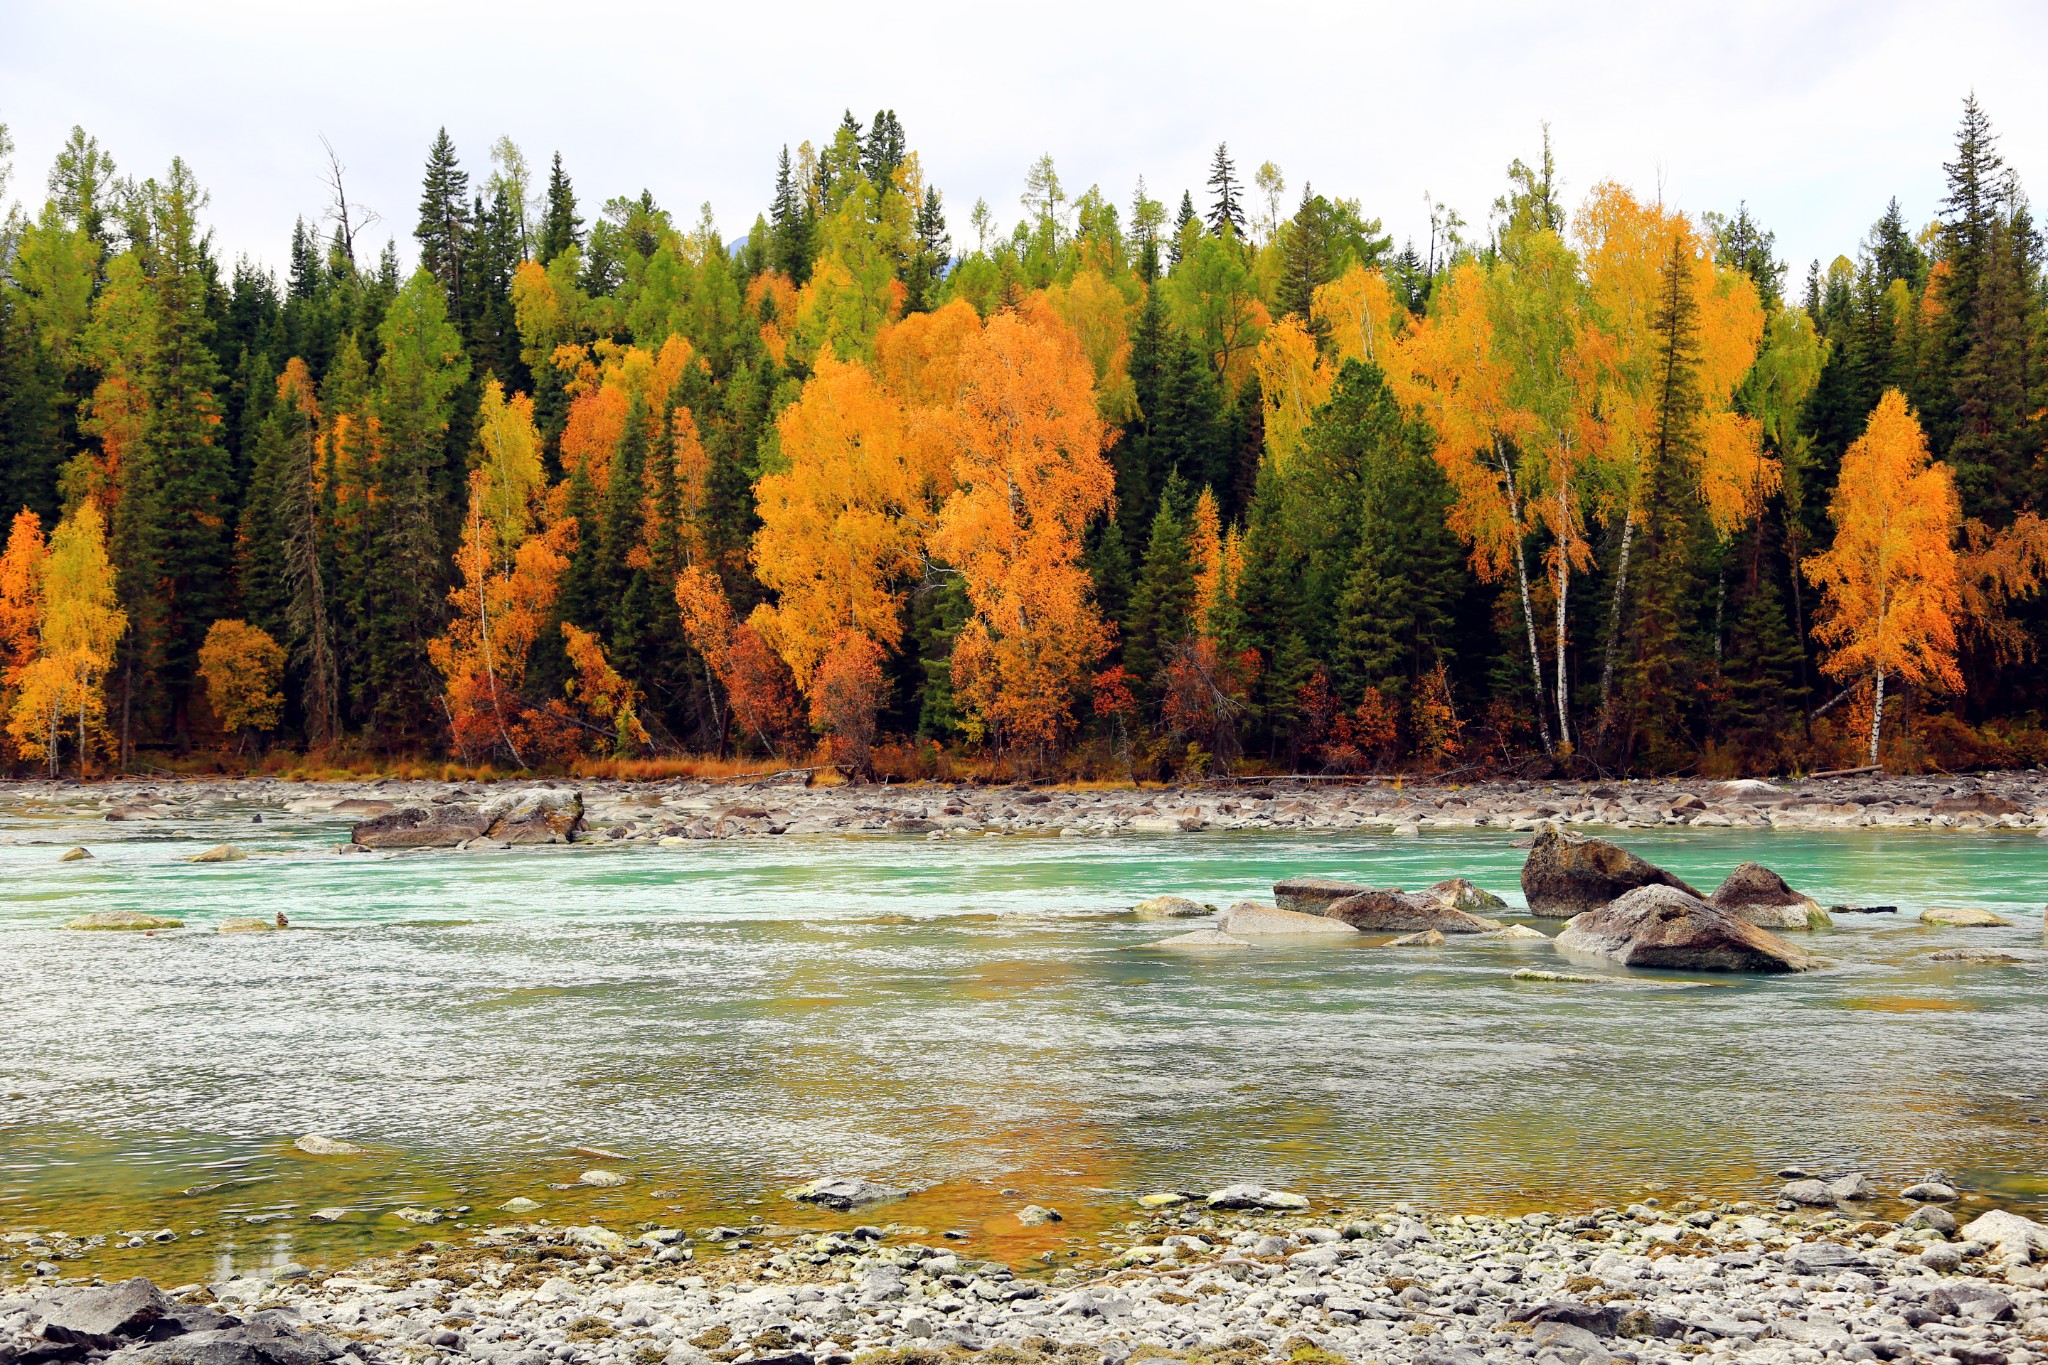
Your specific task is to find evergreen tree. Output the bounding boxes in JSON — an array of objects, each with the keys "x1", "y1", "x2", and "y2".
[
  {"x1": 415, "y1": 129, "x2": 471, "y2": 312},
  {"x1": 364, "y1": 271, "x2": 468, "y2": 744},
  {"x1": 1124, "y1": 474, "x2": 1196, "y2": 689},
  {"x1": 1085, "y1": 516, "x2": 1134, "y2": 650},
  {"x1": 1617, "y1": 233, "x2": 1711, "y2": 766},
  {"x1": 1709, "y1": 202, "x2": 1785, "y2": 311},
  {"x1": 1205, "y1": 143, "x2": 1245, "y2": 238},
  {"x1": 862, "y1": 110, "x2": 906, "y2": 189},
  {"x1": 1278, "y1": 185, "x2": 1338, "y2": 324},
  {"x1": 906, "y1": 186, "x2": 950, "y2": 313},
  {"x1": 769, "y1": 146, "x2": 813, "y2": 284},
  {"x1": 538, "y1": 152, "x2": 583, "y2": 264},
  {"x1": 1169, "y1": 192, "x2": 1197, "y2": 267}
]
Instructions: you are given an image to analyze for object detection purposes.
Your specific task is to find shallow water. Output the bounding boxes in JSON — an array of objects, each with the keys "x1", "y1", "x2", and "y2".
[{"x1": 1, "y1": 795, "x2": 2045, "y2": 1282}]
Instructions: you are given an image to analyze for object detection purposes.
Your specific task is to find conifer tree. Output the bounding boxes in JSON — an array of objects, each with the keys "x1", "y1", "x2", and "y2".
[
  {"x1": 1169, "y1": 192, "x2": 1197, "y2": 268},
  {"x1": 1124, "y1": 475, "x2": 1195, "y2": 689},
  {"x1": 1205, "y1": 144, "x2": 1245, "y2": 238},
  {"x1": 415, "y1": 129, "x2": 471, "y2": 313},
  {"x1": 538, "y1": 152, "x2": 583, "y2": 265}
]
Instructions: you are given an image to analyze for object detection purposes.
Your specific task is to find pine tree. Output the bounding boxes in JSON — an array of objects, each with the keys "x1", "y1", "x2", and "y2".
[
  {"x1": 1205, "y1": 144, "x2": 1245, "y2": 238},
  {"x1": 1618, "y1": 233, "x2": 1711, "y2": 767},
  {"x1": 769, "y1": 146, "x2": 814, "y2": 284},
  {"x1": 1170, "y1": 192, "x2": 1197, "y2": 268},
  {"x1": 1709, "y1": 202, "x2": 1785, "y2": 311},
  {"x1": 1124, "y1": 475, "x2": 1196, "y2": 689},
  {"x1": 862, "y1": 110, "x2": 906, "y2": 189},
  {"x1": 415, "y1": 129, "x2": 471, "y2": 313},
  {"x1": 1085, "y1": 516, "x2": 1134, "y2": 648},
  {"x1": 906, "y1": 186, "x2": 950, "y2": 313},
  {"x1": 538, "y1": 152, "x2": 583, "y2": 264}
]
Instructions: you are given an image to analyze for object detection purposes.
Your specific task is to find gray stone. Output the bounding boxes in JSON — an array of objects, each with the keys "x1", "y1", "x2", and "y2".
[
  {"x1": 102, "y1": 1321, "x2": 344, "y2": 1365},
  {"x1": 187, "y1": 845, "x2": 248, "y2": 864},
  {"x1": 350, "y1": 803, "x2": 493, "y2": 849},
  {"x1": 1425, "y1": 878, "x2": 1508, "y2": 914},
  {"x1": 1960, "y1": 1208, "x2": 2048, "y2": 1264},
  {"x1": 1520, "y1": 827, "x2": 1705, "y2": 917},
  {"x1": 66, "y1": 910, "x2": 182, "y2": 931},
  {"x1": 1214, "y1": 902, "x2": 1357, "y2": 936},
  {"x1": 785, "y1": 1176, "x2": 907, "y2": 1211},
  {"x1": 1271, "y1": 877, "x2": 1369, "y2": 914},
  {"x1": 27, "y1": 1279, "x2": 170, "y2": 1347},
  {"x1": 482, "y1": 788, "x2": 585, "y2": 845},
  {"x1": 1555, "y1": 885, "x2": 1820, "y2": 973},
  {"x1": 1130, "y1": 895, "x2": 1210, "y2": 919},
  {"x1": 1147, "y1": 928, "x2": 1253, "y2": 949},
  {"x1": 1709, "y1": 862, "x2": 1833, "y2": 930},
  {"x1": 1320, "y1": 889, "x2": 1501, "y2": 934},
  {"x1": 1205, "y1": 1184, "x2": 1309, "y2": 1211},
  {"x1": 1385, "y1": 929, "x2": 1446, "y2": 947},
  {"x1": 1902, "y1": 1181, "x2": 1958, "y2": 1202}
]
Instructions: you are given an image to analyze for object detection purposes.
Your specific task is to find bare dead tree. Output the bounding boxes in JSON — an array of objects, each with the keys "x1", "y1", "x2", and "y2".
[{"x1": 319, "y1": 134, "x2": 380, "y2": 269}]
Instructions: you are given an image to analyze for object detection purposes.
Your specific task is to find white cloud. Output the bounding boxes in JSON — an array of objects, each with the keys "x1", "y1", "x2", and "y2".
[{"x1": 3, "y1": 0, "x2": 2042, "y2": 282}]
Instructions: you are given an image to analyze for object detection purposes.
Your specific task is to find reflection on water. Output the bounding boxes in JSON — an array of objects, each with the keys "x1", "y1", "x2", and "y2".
[{"x1": 1, "y1": 793, "x2": 2045, "y2": 1282}]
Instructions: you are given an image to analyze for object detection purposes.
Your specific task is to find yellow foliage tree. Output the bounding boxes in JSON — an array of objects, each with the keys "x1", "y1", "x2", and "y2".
[
  {"x1": 1252, "y1": 314, "x2": 1334, "y2": 469},
  {"x1": 1313, "y1": 264, "x2": 1406, "y2": 372},
  {"x1": 8, "y1": 501, "x2": 125, "y2": 776},
  {"x1": 1803, "y1": 390, "x2": 1962, "y2": 767}
]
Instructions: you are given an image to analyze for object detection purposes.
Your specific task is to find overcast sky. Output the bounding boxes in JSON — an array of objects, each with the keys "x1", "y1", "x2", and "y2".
[{"x1": 4, "y1": 0, "x2": 2045, "y2": 285}]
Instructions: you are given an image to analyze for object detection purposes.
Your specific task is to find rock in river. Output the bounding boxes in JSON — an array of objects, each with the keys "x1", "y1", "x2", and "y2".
[
  {"x1": 216, "y1": 917, "x2": 276, "y2": 934},
  {"x1": 1216, "y1": 901, "x2": 1359, "y2": 936},
  {"x1": 785, "y1": 1176, "x2": 907, "y2": 1211},
  {"x1": 58, "y1": 846, "x2": 92, "y2": 861},
  {"x1": 1150, "y1": 928, "x2": 1254, "y2": 949},
  {"x1": 293, "y1": 1134, "x2": 365, "y2": 1156},
  {"x1": 1385, "y1": 929, "x2": 1446, "y2": 947},
  {"x1": 1520, "y1": 827, "x2": 1704, "y2": 917},
  {"x1": 1710, "y1": 862, "x2": 1833, "y2": 930},
  {"x1": 350, "y1": 802, "x2": 494, "y2": 849},
  {"x1": 1920, "y1": 905, "x2": 2013, "y2": 927},
  {"x1": 1207, "y1": 1184, "x2": 1310, "y2": 1211},
  {"x1": 187, "y1": 844, "x2": 248, "y2": 863},
  {"x1": 1426, "y1": 877, "x2": 1509, "y2": 914},
  {"x1": 1554, "y1": 885, "x2": 1819, "y2": 973},
  {"x1": 1272, "y1": 877, "x2": 1368, "y2": 913},
  {"x1": 1130, "y1": 894, "x2": 1211, "y2": 919},
  {"x1": 482, "y1": 787, "x2": 585, "y2": 844},
  {"x1": 66, "y1": 910, "x2": 182, "y2": 931},
  {"x1": 1321, "y1": 889, "x2": 1501, "y2": 934}
]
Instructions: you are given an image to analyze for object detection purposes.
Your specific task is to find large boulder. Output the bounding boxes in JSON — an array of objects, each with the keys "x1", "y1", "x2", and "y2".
[
  {"x1": 1554, "y1": 884, "x2": 1819, "y2": 973},
  {"x1": 26, "y1": 1279, "x2": 235, "y2": 1350},
  {"x1": 104, "y1": 1320, "x2": 346, "y2": 1365},
  {"x1": 785, "y1": 1176, "x2": 907, "y2": 1211},
  {"x1": 481, "y1": 788, "x2": 584, "y2": 844},
  {"x1": 1272, "y1": 877, "x2": 1368, "y2": 914},
  {"x1": 350, "y1": 802, "x2": 493, "y2": 849},
  {"x1": 1520, "y1": 827, "x2": 1703, "y2": 917},
  {"x1": 348, "y1": 788, "x2": 584, "y2": 848},
  {"x1": 1710, "y1": 862, "x2": 1833, "y2": 930},
  {"x1": 1321, "y1": 889, "x2": 1501, "y2": 934},
  {"x1": 1216, "y1": 901, "x2": 1359, "y2": 936}
]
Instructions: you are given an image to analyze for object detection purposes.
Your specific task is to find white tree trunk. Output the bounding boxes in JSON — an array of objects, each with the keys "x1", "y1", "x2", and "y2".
[{"x1": 1868, "y1": 667, "x2": 1886, "y2": 769}]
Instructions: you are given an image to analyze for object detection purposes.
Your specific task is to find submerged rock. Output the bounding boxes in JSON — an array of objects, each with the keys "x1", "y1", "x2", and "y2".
[
  {"x1": 1271, "y1": 877, "x2": 1369, "y2": 914},
  {"x1": 1927, "y1": 947, "x2": 2023, "y2": 964},
  {"x1": 187, "y1": 844, "x2": 248, "y2": 863},
  {"x1": 786, "y1": 1176, "x2": 907, "y2": 1211},
  {"x1": 499, "y1": 1197, "x2": 541, "y2": 1213},
  {"x1": 1710, "y1": 862, "x2": 1833, "y2": 930},
  {"x1": 58, "y1": 846, "x2": 92, "y2": 862},
  {"x1": 1207, "y1": 1184, "x2": 1309, "y2": 1211},
  {"x1": 1920, "y1": 905, "x2": 2013, "y2": 927},
  {"x1": 578, "y1": 1168, "x2": 628, "y2": 1187},
  {"x1": 216, "y1": 917, "x2": 276, "y2": 934},
  {"x1": 1554, "y1": 885, "x2": 1819, "y2": 973},
  {"x1": 1321, "y1": 889, "x2": 1500, "y2": 934},
  {"x1": 1385, "y1": 929, "x2": 1446, "y2": 947},
  {"x1": 66, "y1": 910, "x2": 182, "y2": 931},
  {"x1": 1016, "y1": 1204, "x2": 1063, "y2": 1226},
  {"x1": 1520, "y1": 827, "x2": 1704, "y2": 917},
  {"x1": 293, "y1": 1134, "x2": 365, "y2": 1156},
  {"x1": 1481, "y1": 924, "x2": 1550, "y2": 941},
  {"x1": 1215, "y1": 901, "x2": 1358, "y2": 936},
  {"x1": 1149, "y1": 928, "x2": 1254, "y2": 949},
  {"x1": 1130, "y1": 894, "x2": 1211, "y2": 919}
]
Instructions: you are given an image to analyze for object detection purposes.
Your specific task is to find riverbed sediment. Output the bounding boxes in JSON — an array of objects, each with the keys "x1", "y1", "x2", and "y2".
[
  {"x1": 6, "y1": 1196, "x2": 2046, "y2": 1365},
  {"x1": 8, "y1": 770, "x2": 2048, "y2": 845}
]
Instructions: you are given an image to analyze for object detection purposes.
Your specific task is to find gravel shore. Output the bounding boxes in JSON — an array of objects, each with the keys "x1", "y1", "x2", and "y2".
[
  {"x1": 7, "y1": 770, "x2": 2048, "y2": 844},
  {"x1": 7, "y1": 1195, "x2": 2047, "y2": 1365}
]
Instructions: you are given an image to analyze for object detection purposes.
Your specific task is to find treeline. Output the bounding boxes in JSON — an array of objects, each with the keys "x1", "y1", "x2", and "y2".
[{"x1": 0, "y1": 100, "x2": 2042, "y2": 780}]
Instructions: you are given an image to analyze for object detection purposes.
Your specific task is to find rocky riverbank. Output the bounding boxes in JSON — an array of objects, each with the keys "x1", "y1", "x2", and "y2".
[
  {"x1": 7, "y1": 1192, "x2": 2047, "y2": 1365},
  {"x1": 5, "y1": 770, "x2": 2048, "y2": 848}
]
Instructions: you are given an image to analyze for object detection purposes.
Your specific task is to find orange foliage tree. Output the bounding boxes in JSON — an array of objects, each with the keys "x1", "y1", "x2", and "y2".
[
  {"x1": 198, "y1": 619, "x2": 286, "y2": 745},
  {"x1": 430, "y1": 382, "x2": 572, "y2": 765},
  {"x1": 931, "y1": 309, "x2": 1114, "y2": 763},
  {"x1": 1802, "y1": 390, "x2": 1962, "y2": 767},
  {"x1": 675, "y1": 565, "x2": 803, "y2": 756}
]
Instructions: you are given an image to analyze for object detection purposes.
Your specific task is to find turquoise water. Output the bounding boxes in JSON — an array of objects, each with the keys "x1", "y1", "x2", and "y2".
[{"x1": 0, "y1": 794, "x2": 2044, "y2": 1279}]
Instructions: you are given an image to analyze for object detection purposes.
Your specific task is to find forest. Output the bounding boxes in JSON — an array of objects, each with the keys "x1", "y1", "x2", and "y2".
[{"x1": 0, "y1": 99, "x2": 2043, "y2": 781}]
